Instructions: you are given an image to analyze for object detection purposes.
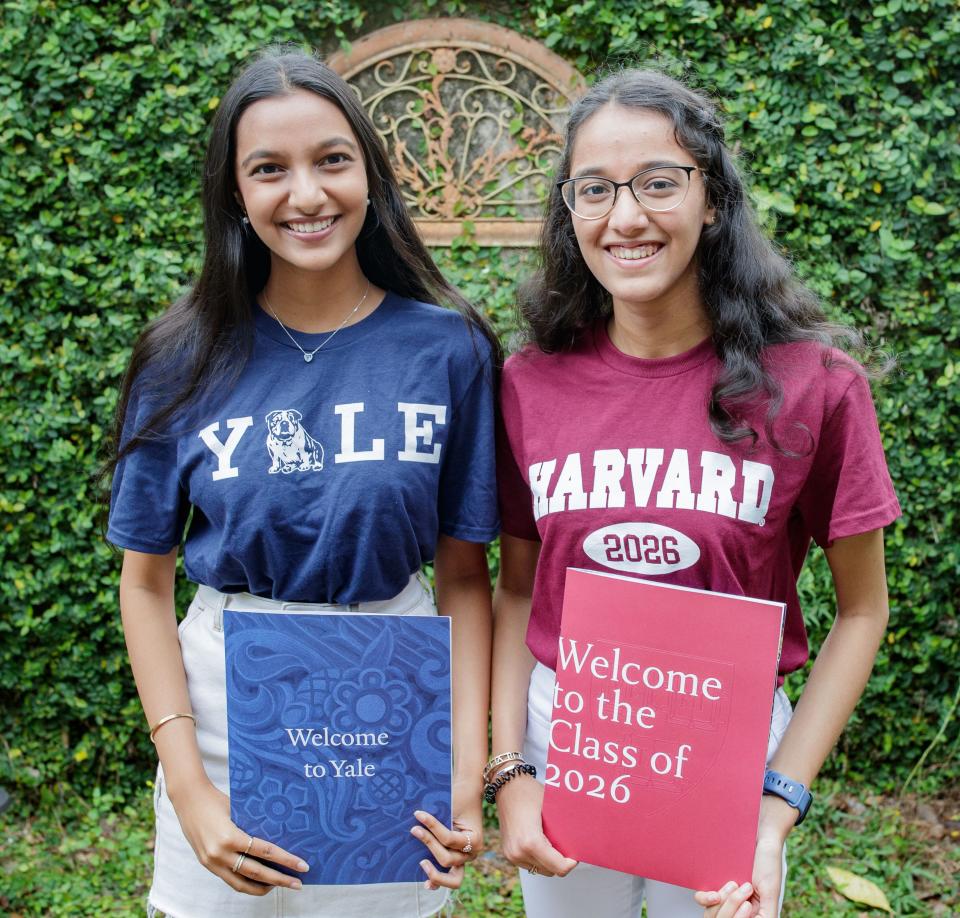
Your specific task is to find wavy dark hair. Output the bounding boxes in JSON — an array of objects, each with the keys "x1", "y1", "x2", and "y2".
[
  {"x1": 106, "y1": 47, "x2": 500, "y2": 476},
  {"x1": 523, "y1": 68, "x2": 872, "y2": 449}
]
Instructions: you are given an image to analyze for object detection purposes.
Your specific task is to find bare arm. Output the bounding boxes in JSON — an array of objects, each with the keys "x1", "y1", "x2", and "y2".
[
  {"x1": 699, "y1": 528, "x2": 891, "y2": 917},
  {"x1": 120, "y1": 549, "x2": 307, "y2": 895},
  {"x1": 491, "y1": 533, "x2": 576, "y2": 877},
  {"x1": 120, "y1": 548, "x2": 205, "y2": 792},
  {"x1": 491, "y1": 534, "x2": 539, "y2": 759},
  {"x1": 762, "y1": 529, "x2": 890, "y2": 823},
  {"x1": 414, "y1": 534, "x2": 492, "y2": 889}
]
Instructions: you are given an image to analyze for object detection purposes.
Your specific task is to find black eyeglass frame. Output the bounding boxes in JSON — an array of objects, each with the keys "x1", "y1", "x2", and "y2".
[{"x1": 556, "y1": 165, "x2": 699, "y2": 219}]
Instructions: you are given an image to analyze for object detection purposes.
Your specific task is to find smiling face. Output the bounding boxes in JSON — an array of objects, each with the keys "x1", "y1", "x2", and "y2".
[
  {"x1": 234, "y1": 90, "x2": 369, "y2": 284},
  {"x1": 568, "y1": 104, "x2": 714, "y2": 324}
]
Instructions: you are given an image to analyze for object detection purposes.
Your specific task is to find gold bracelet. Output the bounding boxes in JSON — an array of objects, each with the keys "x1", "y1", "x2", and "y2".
[
  {"x1": 149, "y1": 712, "x2": 197, "y2": 744},
  {"x1": 483, "y1": 751, "x2": 524, "y2": 784}
]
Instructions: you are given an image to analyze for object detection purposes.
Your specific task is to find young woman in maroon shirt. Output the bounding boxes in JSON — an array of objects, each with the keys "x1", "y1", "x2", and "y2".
[{"x1": 490, "y1": 69, "x2": 898, "y2": 918}]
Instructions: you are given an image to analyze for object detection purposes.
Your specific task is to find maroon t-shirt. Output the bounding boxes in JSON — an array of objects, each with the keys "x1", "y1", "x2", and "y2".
[{"x1": 498, "y1": 324, "x2": 900, "y2": 678}]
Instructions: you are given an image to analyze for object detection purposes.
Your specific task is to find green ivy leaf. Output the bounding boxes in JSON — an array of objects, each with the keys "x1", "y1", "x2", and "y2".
[
  {"x1": 907, "y1": 195, "x2": 948, "y2": 216},
  {"x1": 878, "y1": 226, "x2": 916, "y2": 260},
  {"x1": 751, "y1": 187, "x2": 796, "y2": 215}
]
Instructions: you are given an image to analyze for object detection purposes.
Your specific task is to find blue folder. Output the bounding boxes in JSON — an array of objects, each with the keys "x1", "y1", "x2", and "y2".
[{"x1": 224, "y1": 612, "x2": 452, "y2": 884}]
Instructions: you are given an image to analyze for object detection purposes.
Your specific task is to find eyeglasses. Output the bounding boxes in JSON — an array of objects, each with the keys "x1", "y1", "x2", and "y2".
[{"x1": 557, "y1": 165, "x2": 698, "y2": 220}]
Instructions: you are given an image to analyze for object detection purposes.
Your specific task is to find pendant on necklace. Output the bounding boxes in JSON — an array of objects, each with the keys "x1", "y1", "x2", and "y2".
[{"x1": 304, "y1": 353, "x2": 314, "y2": 363}]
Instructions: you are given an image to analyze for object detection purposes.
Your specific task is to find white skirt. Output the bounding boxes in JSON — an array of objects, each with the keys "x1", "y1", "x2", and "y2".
[{"x1": 148, "y1": 575, "x2": 449, "y2": 918}]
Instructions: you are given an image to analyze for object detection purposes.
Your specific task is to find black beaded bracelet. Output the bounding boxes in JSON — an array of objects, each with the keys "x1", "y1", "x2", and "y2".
[{"x1": 483, "y1": 762, "x2": 537, "y2": 803}]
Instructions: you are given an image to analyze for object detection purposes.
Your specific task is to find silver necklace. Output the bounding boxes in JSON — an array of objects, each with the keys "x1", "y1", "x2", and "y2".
[{"x1": 262, "y1": 282, "x2": 370, "y2": 362}]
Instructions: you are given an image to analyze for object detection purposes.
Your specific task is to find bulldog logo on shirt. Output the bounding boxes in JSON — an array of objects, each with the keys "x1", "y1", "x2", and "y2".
[{"x1": 265, "y1": 409, "x2": 324, "y2": 474}]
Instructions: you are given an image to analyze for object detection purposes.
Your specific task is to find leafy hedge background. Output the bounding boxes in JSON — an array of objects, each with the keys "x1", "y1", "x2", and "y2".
[{"x1": 1, "y1": 0, "x2": 957, "y2": 800}]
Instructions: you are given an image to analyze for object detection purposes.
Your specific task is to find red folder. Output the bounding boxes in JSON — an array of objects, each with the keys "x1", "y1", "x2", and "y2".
[{"x1": 541, "y1": 568, "x2": 785, "y2": 891}]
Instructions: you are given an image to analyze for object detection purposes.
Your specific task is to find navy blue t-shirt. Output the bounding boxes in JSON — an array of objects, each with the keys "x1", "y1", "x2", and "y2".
[{"x1": 108, "y1": 292, "x2": 498, "y2": 602}]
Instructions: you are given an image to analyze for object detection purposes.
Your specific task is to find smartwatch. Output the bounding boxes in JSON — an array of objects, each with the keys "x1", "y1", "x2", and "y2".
[{"x1": 762, "y1": 769, "x2": 813, "y2": 825}]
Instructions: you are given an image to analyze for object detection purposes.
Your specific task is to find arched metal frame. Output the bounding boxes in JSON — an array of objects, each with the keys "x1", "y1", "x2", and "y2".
[{"x1": 329, "y1": 19, "x2": 586, "y2": 247}]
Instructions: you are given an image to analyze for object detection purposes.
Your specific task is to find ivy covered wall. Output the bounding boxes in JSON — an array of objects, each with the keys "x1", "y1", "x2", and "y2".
[{"x1": 1, "y1": 0, "x2": 957, "y2": 795}]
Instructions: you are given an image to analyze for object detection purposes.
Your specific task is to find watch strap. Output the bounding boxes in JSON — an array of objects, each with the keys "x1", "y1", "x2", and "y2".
[{"x1": 763, "y1": 769, "x2": 813, "y2": 825}]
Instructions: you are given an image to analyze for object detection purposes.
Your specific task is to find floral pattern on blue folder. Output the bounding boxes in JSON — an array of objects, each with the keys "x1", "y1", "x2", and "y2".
[{"x1": 224, "y1": 612, "x2": 452, "y2": 884}]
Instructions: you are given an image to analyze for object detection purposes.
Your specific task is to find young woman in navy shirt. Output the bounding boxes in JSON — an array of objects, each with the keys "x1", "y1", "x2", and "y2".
[{"x1": 109, "y1": 49, "x2": 498, "y2": 918}]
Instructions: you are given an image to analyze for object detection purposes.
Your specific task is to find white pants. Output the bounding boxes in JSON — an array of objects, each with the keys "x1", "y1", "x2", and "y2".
[
  {"x1": 520, "y1": 662, "x2": 793, "y2": 918},
  {"x1": 148, "y1": 575, "x2": 449, "y2": 918}
]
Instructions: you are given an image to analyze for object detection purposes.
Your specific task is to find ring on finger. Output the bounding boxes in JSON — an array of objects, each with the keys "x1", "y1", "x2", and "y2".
[
  {"x1": 528, "y1": 864, "x2": 539, "y2": 876},
  {"x1": 232, "y1": 852, "x2": 247, "y2": 874},
  {"x1": 243, "y1": 835, "x2": 255, "y2": 856},
  {"x1": 462, "y1": 829, "x2": 473, "y2": 854}
]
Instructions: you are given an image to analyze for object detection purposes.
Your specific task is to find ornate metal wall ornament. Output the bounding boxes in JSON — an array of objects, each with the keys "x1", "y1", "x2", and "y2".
[{"x1": 329, "y1": 19, "x2": 586, "y2": 246}]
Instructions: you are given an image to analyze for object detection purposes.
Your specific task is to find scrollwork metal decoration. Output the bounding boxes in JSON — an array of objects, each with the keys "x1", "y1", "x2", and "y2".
[{"x1": 329, "y1": 20, "x2": 585, "y2": 246}]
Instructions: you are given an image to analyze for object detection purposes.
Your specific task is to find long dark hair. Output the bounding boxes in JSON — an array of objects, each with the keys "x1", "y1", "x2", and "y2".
[
  {"x1": 523, "y1": 68, "x2": 871, "y2": 448},
  {"x1": 107, "y1": 47, "x2": 500, "y2": 472}
]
